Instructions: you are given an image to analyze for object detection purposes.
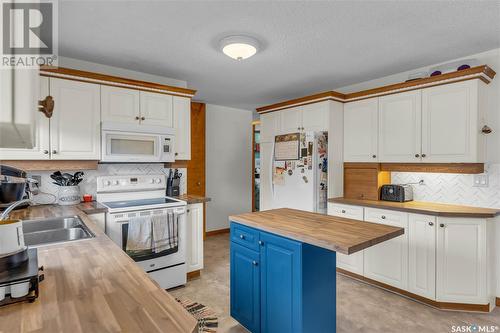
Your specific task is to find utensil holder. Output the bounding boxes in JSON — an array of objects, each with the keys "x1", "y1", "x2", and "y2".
[{"x1": 58, "y1": 186, "x2": 80, "y2": 205}]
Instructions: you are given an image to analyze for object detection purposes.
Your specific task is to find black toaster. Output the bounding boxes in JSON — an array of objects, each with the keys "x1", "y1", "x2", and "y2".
[{"x1": 380, "y1": 184, "x2": 413, "y2": 202}]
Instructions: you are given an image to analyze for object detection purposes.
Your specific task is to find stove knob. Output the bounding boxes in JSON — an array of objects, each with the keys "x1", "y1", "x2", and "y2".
[
  {"x1": 104, "y1": 180, "x2": 111, "y2": 186},
  {"x1": 155, "y1": 178, "x2": 161, "y2": 184},
  {"x1": 149, "y1": 179, "x2": 155, "y2": 184},
  {"x1": 113, "y1": 180, "x2": 119, "y2": 186}
]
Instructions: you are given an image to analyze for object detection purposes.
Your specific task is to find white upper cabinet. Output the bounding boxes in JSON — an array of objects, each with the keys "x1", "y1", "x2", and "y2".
[
  {"x1": 301, "y1": 102, "x2": 329, "y2": 132},
  {"x1": 344, "y1": 98, "x2": 378, "y2": 162},
  {"x1": 408, "y1": 213, "x2": 436, "y2": 300},
  {"x1": 173, "y1": 96, "x2": 191, "y2": 160},
  {"x1": 436, "y1": 217, "x2": 487, "y2": 304},
  {"x1": 139, "y1": 91, "x2": 173, "y2": 127},
  {"x1": 260, "y1": 112, "x2": 281, "y2": 143},
  {"x1": 280, "y1": 107, "x2": 302, "y2": 133},
  {"x1": 101, "y1": 85, "x2": 140, "y2": 124},
  {"x1": 49, "y1": 78, "x2": 101, "y2": 160},
  {"x1": 421, "y1": 80, "x2": 483, "y2": 163},
  {"x1": 0, "y1": 76, "x2": 50, "y2": 159},
  {"x1": 378, "y1": 91, "x2": 422, "y2": 162}
]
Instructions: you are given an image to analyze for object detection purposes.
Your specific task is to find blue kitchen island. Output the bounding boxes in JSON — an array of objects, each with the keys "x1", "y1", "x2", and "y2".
[{"x1": 229, "y1": 208, "x2": 404, "y2": 333}]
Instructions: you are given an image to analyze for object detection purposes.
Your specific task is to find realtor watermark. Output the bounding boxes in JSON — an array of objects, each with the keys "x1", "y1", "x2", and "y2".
[
  {"x1": 1, "y1": 0, "x2": 58, "y2": 68},
  {"x1": 451, "y1": 324, "x2": 499, "y2": 333}
]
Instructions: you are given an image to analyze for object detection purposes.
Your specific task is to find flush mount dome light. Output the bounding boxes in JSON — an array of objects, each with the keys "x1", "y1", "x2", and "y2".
[{"x1": 220, "y1": 35, "x2": 259, "y2": 61}]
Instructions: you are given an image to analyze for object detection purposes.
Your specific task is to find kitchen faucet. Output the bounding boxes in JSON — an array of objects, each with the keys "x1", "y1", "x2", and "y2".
[{"x1": 0, "y1": 199, "x2": 32, "y2": 221}]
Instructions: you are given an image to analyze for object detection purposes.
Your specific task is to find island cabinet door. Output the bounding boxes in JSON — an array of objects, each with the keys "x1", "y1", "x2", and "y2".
[
  {"x1": 260, "y1": 232, "x2": 302, "y2": 333},
  {"x1": 230, "y1": 242, "x2": 261, "y2": 333}
]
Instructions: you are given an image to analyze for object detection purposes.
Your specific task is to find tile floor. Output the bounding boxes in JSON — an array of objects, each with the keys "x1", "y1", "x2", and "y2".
[{"x1": 170, "y1": 234, "x2": 500, "y2": 333}]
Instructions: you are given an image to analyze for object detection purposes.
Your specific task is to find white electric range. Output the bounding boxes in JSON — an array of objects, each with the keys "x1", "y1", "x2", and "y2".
[{"x1": 96, "y1": 174, "x2": 187, "y2": 289}]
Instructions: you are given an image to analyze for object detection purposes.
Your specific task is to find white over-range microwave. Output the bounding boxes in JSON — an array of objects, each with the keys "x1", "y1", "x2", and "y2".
[{"x1": 101, "y1": 122, "x2": 175, "y2": 162}]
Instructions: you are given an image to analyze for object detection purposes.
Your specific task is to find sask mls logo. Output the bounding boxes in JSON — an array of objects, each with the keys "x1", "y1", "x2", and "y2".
[{"x1": 1, "y1": 0, "x2": 58, "y2": 68}]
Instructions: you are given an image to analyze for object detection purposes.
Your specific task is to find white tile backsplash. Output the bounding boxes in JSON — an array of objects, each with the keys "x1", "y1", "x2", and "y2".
[
  {"x1": 29, "y1": 164, "x2": 187, "y2": 205},
  {"x1": 391, "y1": 163, "x2": 500, "y2": 209}
]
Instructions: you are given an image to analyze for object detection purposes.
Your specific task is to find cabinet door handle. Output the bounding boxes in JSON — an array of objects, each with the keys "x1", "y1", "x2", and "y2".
[
  {"x1": 341, "y1": 210, "x2": 346, "y2": 213},
  {"x1": 415, "y1": 153, "x2": 420, "y2": 158},
  {"x1": 187, "y1": 209, "x2": 190, "y2": 213},
  {"x1": 421, "y1": 153, "x2": 427, "y2": 158},
  {"x1": 239, "y1": 234, "x2": 245, "y2": 239},
  {"x1": 52, "y1": 150, "x2": 57, "y2": 154},
  {"x1": 175, "y1": 152, "x2": 179, "y2": 156},
  {"x1": 197, "y1": 182, "x2": 201, "y2": 186},
  {"x1": 381, "y1": 215, "x2": 386, "y2": 219},
  {"x1": 372, "y1": 154, "x2": 377, "y2": 158},
  {"x1": 252, "y1": 261, "x2": 258, "y2": 266},
  {"x1": 439, "y1": 223, "x2": 445, "y2": 228},
  {"x1": 141, "y1": 117, "x2": 145, "y2": 121},
  {"x1": 258, "y1": 240, "x2": 264, "y2": 246},
  {"x1": 135, "y1": 116, "x2": 140, "y2": 120},
  {"x1": 43, "y1": 150, "x2": 49, "y2": 154},
  {"x1": 428, "y1": 222, "x2": 434, "y2": 226}
]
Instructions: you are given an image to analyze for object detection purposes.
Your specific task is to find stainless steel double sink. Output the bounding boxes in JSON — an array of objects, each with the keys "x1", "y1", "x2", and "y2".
[{"x1": 22, "y1": 216, "x2": 95, "y2": 246}]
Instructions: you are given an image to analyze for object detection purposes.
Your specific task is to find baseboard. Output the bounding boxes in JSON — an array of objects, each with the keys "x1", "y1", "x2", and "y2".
[
  {"x1": 337, "y1": 268, "x2": 490, "y2": 313},
  {"x1": 187, "y1": 270, "x2": 201, "y2": 280},
  {"x1": 206, "y1": 228, "x2": 230, "y2": 237}
]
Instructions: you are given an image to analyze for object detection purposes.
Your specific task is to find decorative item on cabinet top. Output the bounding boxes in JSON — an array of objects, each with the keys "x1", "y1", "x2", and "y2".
[
  {"x1": 256, "y1": 65, "x2": 495, "y2": 113},
  {"x1": 39, "y1": 66, "x2": 196, "y2": 98}
]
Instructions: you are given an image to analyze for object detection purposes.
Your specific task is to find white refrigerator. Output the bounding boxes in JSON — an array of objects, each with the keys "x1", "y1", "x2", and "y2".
[{"x1": 260, "y1": 131, "x2": 328, "y2": 213}]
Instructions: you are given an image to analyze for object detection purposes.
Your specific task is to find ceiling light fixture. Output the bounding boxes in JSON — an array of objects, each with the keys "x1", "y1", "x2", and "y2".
[{"x1": 220, "y1": 35, "x2": 259, "y2": 61}]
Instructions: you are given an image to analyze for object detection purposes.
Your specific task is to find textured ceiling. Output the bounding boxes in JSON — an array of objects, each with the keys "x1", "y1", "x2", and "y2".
[{"x1": 59, "y1": 1, "x2": 500, "y2": 110}]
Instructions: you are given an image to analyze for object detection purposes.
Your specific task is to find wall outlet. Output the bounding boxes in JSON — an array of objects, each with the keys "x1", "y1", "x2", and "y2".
[
  {"x1": 473, "y1": 173, "x2": 489, "y2": 187},
  {"x1": 31, "y1": 175, "x2": 42, "y2": 187}
]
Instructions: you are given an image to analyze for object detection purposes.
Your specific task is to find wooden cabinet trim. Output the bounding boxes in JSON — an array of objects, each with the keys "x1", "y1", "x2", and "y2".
[
  {"x1": 40, "y1": 66, "x2": 196, "y2": 98},
  {"x1": 256, "y1": 65, "x2": 495, "y2": 113}
]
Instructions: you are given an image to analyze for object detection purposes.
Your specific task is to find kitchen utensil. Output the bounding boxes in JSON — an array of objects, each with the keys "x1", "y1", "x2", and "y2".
[{"x1": 0, "y1": 219, "x2": 26, "y2": 257}]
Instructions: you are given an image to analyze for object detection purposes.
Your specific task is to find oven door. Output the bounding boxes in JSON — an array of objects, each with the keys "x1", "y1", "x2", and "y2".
[
  {"x1": 106, "y1": 207, "x2": 186, "y2": 272},
  {"x1": 101, "y1": 130, "x2": 162, "y2": 162}
]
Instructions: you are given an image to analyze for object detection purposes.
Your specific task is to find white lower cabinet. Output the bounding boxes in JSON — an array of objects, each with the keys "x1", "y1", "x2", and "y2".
[
  {"x1": 408, "y1": 213, "x2": 436, "y2": 299},
  {"x1": 329, "y1": 203, "x2": 494, "y2": 307},
  {"x1": 186, "y1": 203, "x2": 204, "y2": 273},
  {"x1": 436, "y1": 217, "x2": 487, "y2": 304},
  {"x1": 327, "y1": 203, "x2": 364, "y2": 275},
  {"x1": 363, "y1": 208, "x2": 409, "y2": 290}
]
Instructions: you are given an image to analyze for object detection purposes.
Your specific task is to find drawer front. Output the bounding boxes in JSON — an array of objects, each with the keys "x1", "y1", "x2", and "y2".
[
  {"x1": 230, "y1": 222, "x2": 260, "y2": 251},
  {"x1": 364, "y1": 207, "x2": 407, "y2": 226},
  {"x1": 327, "y1": 203, "x2": 364, "y2": 220}
]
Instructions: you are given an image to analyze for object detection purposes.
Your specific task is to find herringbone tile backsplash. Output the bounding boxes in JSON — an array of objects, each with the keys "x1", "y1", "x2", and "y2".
[
  {"x1": 391, "y1": 163, "x2": 500, "y2": 209},
  {"x1": 29, "y1": 164, "x2": 187, "y2": 205}
]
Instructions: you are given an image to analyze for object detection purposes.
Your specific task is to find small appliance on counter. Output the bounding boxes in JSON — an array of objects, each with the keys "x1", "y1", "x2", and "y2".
[
  {"x1": 0, "y1": 165, "x2": 37, "y2": 211},
  {"x1": 380, "y1": 184, "x2": 414, "y2": 202},
  {"x1": 0, "y1": 248, "x2": 44, "y2": 306},
  {"x1": 166, "y1": 169, "x2": 181, "y2": 197}
]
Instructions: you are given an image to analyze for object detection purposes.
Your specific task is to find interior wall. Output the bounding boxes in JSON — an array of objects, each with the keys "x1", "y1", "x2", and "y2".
[
  {"x1": 58, "y1": 56, "x2": 188, "y2": 88},
  {"x1": 205, "y1": 104, "x2": 252, "y2": 231}
]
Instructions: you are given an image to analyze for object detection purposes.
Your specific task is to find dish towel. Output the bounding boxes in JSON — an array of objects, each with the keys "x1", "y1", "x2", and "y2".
[
  {"x1": 152, "y1": 212, "x2": 179, "y2": 253},
  {"x1": 126, "y1": 216, "x2": 153, "y2": 253}
]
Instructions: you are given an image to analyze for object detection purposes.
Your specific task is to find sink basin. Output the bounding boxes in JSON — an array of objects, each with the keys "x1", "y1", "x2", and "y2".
[
  {"x1": 22, "y1": 216, "x2": 83, "y2": 233},
  {"x1": 22, "y1": 216, "x2": 95, "y2": 246}
]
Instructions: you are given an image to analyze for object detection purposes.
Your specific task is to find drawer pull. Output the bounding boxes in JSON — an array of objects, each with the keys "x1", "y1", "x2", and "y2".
[
  {"x1": 372, "y1": 154, "x2": 377, "y2": 158},
  {"x1": 239, "y1": 234, "x2": 245, "y2": 240},
  {"x1": 252, "y1": 261, "x2": 258, "y2": 266},
  {"x1": 341, "y1": 210, "x2": 346, "y2": 213},
  {"x1": 439, "y1": 223, "x2": 445, "y2": 228},
  {"x1": 381, "y1": 215, "x2": 386, "y2": 219},
  {"x1": 258, "y1": 240, "x2": 264, "y2": 246},
  {"x1": 428, "y1": 222, "x2": 434, "y2": 226},
  {"x1": 415, "y1": 153, "x2": 420, "y2": 158}
]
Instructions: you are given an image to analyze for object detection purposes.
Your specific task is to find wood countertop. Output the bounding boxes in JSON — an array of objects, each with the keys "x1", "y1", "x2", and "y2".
[
  {"x1": 75, "y1": 201, "x2": 108, "y2": 215},
  {"x1": 175, "y1": 195, "x2": 211, "y2": 204},
  {"x1": 1, "y1": 205, "x2": 197, "y2": 333},
  {"x1": 229, "y1": 208, "x2": 404, "y2": 255},
  {"x1": 328, "y1": 197, "x2": 500, "y2": 218}
]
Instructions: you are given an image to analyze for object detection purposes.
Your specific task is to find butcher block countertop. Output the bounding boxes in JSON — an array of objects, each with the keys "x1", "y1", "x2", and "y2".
[
  {"x1": 328, "y1": 197, "x2": 500, "y2": 218},
  {"x1": 229, "y1": 208, "x2": 404, "y2": 255},
  {"x1": 2, "y1": 205, "x2": 197, "y2": 333}
]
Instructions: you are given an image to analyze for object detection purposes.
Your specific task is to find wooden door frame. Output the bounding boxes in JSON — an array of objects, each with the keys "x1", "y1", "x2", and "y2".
[{"x1": 252, "y1": 120, "x2": 260, "y2": 212}]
